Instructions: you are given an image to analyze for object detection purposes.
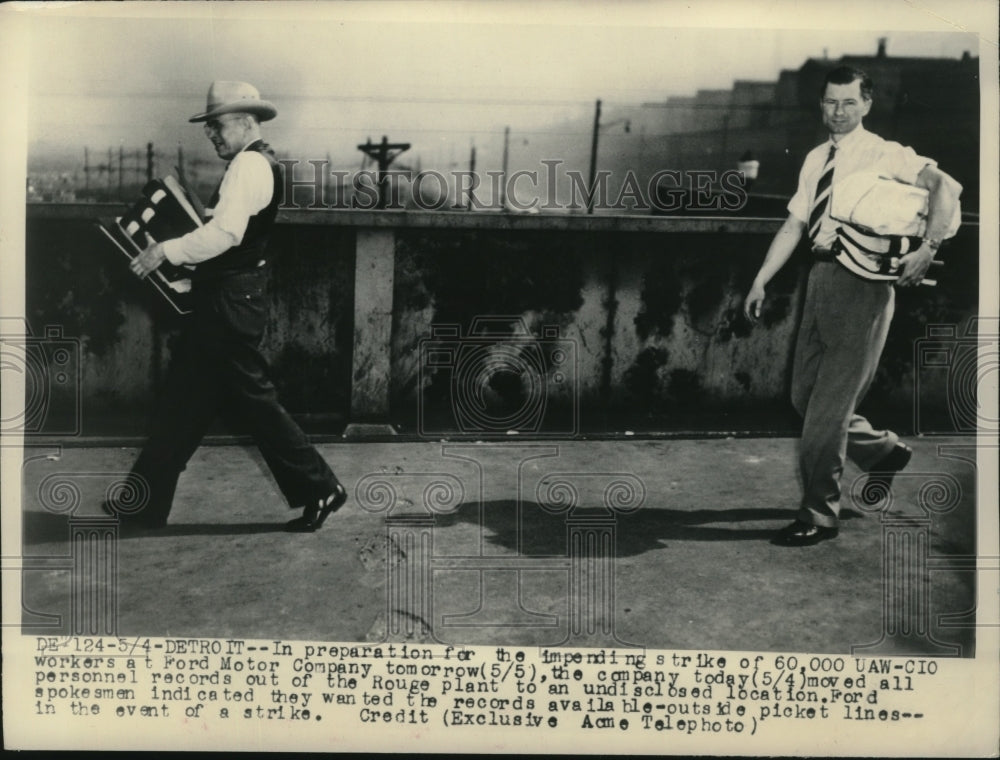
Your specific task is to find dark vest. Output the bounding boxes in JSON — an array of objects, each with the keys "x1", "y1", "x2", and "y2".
[{"x1": 193, "y1": 139, "x2": 282, "y2": 281}]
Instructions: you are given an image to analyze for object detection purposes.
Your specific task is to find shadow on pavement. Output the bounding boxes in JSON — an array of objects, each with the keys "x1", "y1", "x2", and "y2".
[
  {"x1": 22, "y1": 511, "x2": 286, "y2": 543},
  {"x1": 431, "y1": 499, "x2": 813, "y2": 555},
  {"x1": 22, "y1": 500, "x2": 871, "y2": 548}
]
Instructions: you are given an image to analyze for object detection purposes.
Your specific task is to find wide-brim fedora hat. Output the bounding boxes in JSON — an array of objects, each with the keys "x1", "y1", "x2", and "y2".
[{"x1": 189, "y1": 81, "x2": 277, "y2": 123}]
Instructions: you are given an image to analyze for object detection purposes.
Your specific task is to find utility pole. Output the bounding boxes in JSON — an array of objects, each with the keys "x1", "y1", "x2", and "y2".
[
  {"x1": 325, "y1": 151, "x2": 332, "y2": 205},
  {"x1": 500, "y1": 125, "x2": 510, "y2": 211},
  {"x1": 586, "y1": 100, "x2": 630, "y2": 214},
  {"x1": 587, "y1": 99, "x2": 602, "y2": 214},
  {"x1": 146, "y1": 142, "x2": 154, "y2": 183},
  {"x1": 467, "y1": 141, "x2": 476, "y2": 211},
  {"x1": 118, "y1": 145, "x2": 124, "y2": 199},
  {"x1": 107, "y1": 148, "x2": 113, "y2": 194},
  {"x1": 357, "y1": 135, "x2": 410, "y2": 209},
  {"x1": 720, "y1": 114, "x2": 730, "y2": 174},
  {"x1": 84, "y1": 147, "x2": 90, "y2": 194}
]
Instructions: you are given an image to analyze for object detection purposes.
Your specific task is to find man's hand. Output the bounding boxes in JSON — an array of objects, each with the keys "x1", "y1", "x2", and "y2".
[
  {"x1": 895, "y1": 244, "x2": 935, "y2": 288},
  {"x1": 744, "y1": 281, "x2": 767, "y2": 324},
  {"x1": 130, "y1": 241, "x2": 167, "y2": 279}
]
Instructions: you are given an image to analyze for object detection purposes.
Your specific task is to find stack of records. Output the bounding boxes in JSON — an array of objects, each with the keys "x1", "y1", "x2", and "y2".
[{"x1": 96, "y1": 175, "x2": 203, "y2": 314}]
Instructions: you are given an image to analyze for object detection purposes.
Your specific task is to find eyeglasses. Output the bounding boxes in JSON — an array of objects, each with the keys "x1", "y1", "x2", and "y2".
[{"x1": 204, "y1": 115, "x2": 241, "y2": 134}]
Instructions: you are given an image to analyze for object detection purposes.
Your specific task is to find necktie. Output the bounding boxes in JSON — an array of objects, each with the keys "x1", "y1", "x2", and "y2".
[{"x1": 808, "y1": 144, "x2": 837, "y2": 242}]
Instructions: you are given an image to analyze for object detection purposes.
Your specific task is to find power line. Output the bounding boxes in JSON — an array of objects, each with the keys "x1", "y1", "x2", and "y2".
[
  {"x1": 51, "y1": 122, "x2": 801, "y2": 140},
  {"x1": 33, "y1": 92, "x2": 663, "y2": 108}
]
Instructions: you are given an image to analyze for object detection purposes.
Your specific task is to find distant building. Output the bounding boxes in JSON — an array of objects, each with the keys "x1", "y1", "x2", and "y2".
[
  {"x1": 642, "y1": 40, "x2": 980, "y2": 214},
  {"x1": 527, "y1": 40, "x2": 980, "y2": 216}
]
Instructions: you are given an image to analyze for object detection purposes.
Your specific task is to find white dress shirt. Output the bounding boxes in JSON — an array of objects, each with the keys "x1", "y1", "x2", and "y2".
[
  {"x1": 787, "y1": 125, "x2": 935, "y2": 250},
  {"x1": 162, "y1": 141, "x2": 275, "y2": 266}
]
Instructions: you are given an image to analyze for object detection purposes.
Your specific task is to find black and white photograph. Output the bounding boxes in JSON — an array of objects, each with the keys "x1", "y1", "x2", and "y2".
[{"x1": 2, "y1": 0, "x2": 997, "y2": 754}]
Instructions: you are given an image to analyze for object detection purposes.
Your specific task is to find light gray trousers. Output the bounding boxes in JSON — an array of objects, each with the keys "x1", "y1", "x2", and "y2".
[{"x1": 791, "y1": 262, "x2": 899, "y2": 527}]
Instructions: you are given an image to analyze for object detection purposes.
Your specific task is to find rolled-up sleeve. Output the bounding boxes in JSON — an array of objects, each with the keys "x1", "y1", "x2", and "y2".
[
  {"x1": 162, "y1": 150, "x2": 274, "y2": 266},
  {"x1": 876, "y1": 141, "x2": 936, "y2": 185},
  {"x1": 786, "y1": 165, "x2": 811, "y2": 224}
]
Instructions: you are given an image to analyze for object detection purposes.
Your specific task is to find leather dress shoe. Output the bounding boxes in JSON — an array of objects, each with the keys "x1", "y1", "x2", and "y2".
[
  {"x1": 867, "y1": 442, "x2": 913, "y2": 489},
  {"x1": 285, "y1": 483, "x2": 348, "y2": 533},
  {"x1": 772, "y1": 520, "x2": 838, "y2": 547}
]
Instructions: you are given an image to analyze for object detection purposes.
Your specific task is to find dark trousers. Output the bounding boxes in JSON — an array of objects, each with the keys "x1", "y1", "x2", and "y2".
[
  {"x1": 790, "y1": 261, "x2": 898, "y2": 527},
  {"x1": 129, "y1": 266, "x2": 337, "y2": 522}
]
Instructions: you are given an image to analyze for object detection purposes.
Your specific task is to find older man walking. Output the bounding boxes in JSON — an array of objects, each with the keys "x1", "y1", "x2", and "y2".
[{"x1": 112, "y1": 81, "x2": 346, "y2": 532}]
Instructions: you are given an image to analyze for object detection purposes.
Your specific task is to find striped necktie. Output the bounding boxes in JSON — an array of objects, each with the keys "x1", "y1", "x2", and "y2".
[{"x1": 808, "y1": 143, "x2": 837, "y2": 242}]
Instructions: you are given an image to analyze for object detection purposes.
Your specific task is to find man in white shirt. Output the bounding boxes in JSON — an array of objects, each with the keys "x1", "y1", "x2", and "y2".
[
  {"x1": 743, "y1": 66, "x2": 961, "y2": 546},
  {"x1": 114, "y1": 81, "x2": 346, "y2": 533}
]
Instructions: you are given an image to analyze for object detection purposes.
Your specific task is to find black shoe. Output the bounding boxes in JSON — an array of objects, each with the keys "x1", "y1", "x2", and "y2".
[
  {"x1": 867, "y1": 442, "x2": 913, "y2": 490},
  {"x1": 772, "y1": 520, "x2": 838, "y2": 547},
  {"x1": 285, "y1": 483, "x2": 348, "y2": 533}
]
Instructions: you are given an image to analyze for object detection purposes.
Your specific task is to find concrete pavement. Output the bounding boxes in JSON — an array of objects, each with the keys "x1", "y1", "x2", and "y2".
[{"x1": 18, "y1": 436, "x2": 977, "y2": 656}]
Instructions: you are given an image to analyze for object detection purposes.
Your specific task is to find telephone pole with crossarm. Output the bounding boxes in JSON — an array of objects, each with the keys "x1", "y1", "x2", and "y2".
[{"x1": 357, "y1": 135, "x2": 411, "y2": 209}]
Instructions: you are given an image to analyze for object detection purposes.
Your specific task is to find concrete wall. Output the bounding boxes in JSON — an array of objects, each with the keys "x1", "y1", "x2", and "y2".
[
  {"x1": 23, "y1": 205, "x2": 979, "y2": 438},
  {"x1": 24, "y1": 207, "x2": 355, "y2": 436}
]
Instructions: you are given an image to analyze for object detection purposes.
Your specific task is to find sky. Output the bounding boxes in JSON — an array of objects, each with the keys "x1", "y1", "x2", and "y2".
[{"x1": 15, "y1": 1, "x2": 992, "y2": 172}]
